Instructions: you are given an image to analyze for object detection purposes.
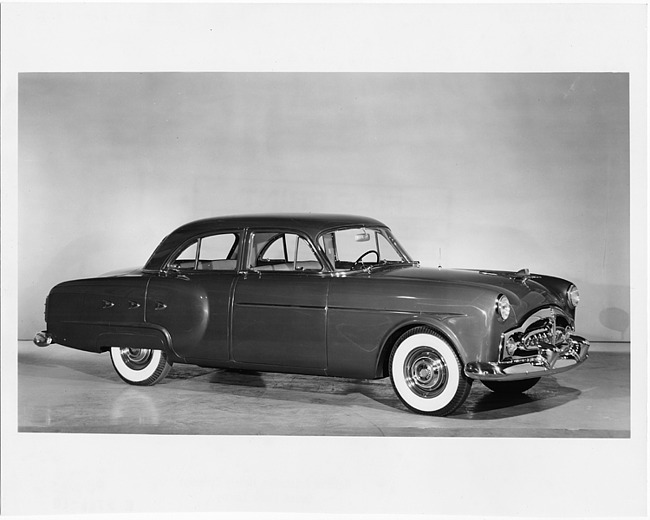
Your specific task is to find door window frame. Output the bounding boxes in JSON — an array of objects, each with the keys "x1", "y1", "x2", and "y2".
[
  {"x1": 243, "y1": 228, "x2": 328, "y2": 274},
  {"x1": 164, "y1": 230, "x2": 242, "y2": 273}
]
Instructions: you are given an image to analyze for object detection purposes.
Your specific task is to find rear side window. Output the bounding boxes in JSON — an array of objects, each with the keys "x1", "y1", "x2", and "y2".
[{"x1": 169, "y1": 232, "x2": 240, "y2": 271}]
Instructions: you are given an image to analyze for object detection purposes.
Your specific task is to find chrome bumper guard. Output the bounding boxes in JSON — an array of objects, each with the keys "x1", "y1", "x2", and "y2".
[{"x1": 465, "y1": 335, "x2": 590, "y2": 382}]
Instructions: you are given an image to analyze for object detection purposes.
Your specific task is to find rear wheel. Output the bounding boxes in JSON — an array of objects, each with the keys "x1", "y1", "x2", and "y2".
[
  {"x1": 482, "y1": 377, "x2": 541, "y2": 394},
  {"x1": 110, "y1": 347, "x2": 173, "y2": 386},
  {"x1": 389, "y1": 327, "x2": 472, "y2": 416}
]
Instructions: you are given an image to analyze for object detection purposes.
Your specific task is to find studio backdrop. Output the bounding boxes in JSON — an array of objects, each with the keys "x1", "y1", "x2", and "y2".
[{"x1": 18, "y1": 72, "x2": 629, "y2": 343}]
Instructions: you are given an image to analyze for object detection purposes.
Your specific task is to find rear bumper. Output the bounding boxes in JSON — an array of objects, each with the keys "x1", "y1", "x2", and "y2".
[
  {"x1": 465, "y1": 335, "x2": 590, "y2": 381},
  {"x1": 33, "y1": 331, "x2": 54, "y2": 347}
]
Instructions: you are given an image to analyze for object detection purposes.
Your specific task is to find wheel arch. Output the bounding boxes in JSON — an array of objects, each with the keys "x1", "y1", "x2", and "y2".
[
  {"x1": 374, "y1": 317, "x2": 467, "y2": 378},
  {"x1": 95, "y1": 324, "x2": 179, "y2": 361}
]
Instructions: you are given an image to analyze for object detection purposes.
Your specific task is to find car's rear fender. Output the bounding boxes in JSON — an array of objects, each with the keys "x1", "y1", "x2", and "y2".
[{"x1": 46, "y1": 322, "x2": 179, "y2": 360}]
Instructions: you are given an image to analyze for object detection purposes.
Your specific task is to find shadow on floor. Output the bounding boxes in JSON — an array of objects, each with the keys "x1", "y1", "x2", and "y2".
[
  {"x1": 455, "y1": 378, "x2": 582, "y2": 420},
  {"x1": 178, "y1": 366, "x2": 583, "y2": 420}
]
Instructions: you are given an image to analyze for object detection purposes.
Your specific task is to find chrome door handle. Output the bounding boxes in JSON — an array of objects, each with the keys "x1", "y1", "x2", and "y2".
[
  {"x1": 102, "y1": 300, "x2": 114, "y2": 309},
  {"x1": 154, "y1": 301, "x2": 167, "y2": 311},
  {"x1": 128, "y1": 300, "x2": 141, "y2": 309}
]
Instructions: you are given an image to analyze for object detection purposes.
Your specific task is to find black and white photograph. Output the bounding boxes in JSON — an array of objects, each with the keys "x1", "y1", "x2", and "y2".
[
  {"x1": 17, "y1": 71, "x2": 629, "y2": 435},
  {"x1": 1, "y1": 3, "x2": 647, "y2": 519}
]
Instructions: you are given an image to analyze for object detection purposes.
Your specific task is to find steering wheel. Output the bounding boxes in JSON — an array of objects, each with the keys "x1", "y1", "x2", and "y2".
[{"x1": 354, "y1": 250, "x2": 380, "y2": 267}]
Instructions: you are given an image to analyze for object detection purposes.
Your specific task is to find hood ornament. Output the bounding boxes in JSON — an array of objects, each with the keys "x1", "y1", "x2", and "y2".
[{"x1": 513, "y1": 268, "x2": 530, "y2": 282}]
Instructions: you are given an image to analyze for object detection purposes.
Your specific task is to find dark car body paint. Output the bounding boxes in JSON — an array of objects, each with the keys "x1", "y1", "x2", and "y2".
[{"x1": 42, "y1": 214, "x2": 579, "y2": 380}]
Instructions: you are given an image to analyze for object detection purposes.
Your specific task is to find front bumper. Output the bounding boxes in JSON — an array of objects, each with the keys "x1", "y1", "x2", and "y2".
[
  {"x1": 465, "y1": 334, "x2": 589, "y2": 381},
  {"x1": 465, "y1": 306, "x2": 590, "y2": 381}
]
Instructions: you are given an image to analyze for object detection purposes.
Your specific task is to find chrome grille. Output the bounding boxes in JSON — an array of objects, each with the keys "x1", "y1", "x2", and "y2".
[
  {"x1": 521, "y1": 317, "x2": 569, "y2": 350},
  {"x1": 500, "y1": 307, "x2": 574, "y2": 360}
]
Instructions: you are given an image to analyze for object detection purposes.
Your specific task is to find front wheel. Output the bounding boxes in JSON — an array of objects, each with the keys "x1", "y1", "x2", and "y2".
[
  {"x1": 482, "y1": 377, "x2": 541, "y2": 394},
  {"x1": 389, "y1": 327, "x2": 472, "y2": 416},
  {"x1": 110, "y1": 347, "x2": 173, "y2": 386}
]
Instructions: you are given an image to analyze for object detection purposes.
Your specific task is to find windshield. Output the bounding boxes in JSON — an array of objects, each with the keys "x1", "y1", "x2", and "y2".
[{"x1": 318, "y1": 227, "x2": 412, "y2": 271}]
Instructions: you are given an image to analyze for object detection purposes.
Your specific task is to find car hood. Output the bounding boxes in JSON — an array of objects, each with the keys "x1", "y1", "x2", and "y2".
[{"x1": 369, "y1": 265, "x2": 566, "y2": 309}]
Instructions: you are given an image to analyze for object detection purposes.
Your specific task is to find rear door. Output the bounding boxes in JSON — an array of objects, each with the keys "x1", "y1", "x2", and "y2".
[
  {"x1": 145, "y1": 231, "x2": 240, "y2": 362},
  {"x1": 231, "y1": 230, "x2": 329, "y2": 370}
]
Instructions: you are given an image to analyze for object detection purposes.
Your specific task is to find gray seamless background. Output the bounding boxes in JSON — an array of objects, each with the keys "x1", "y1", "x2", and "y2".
[{"x1": 19, "y1": 72, "x2": 629, "y2": 342}]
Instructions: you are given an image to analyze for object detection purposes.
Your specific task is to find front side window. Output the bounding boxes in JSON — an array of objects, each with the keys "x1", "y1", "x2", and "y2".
[
  {"x1": 248, "y1": 232, "x2": 322, "y2": 272},
  {"x1": 169, "y1": 232, "x2": 240, "y2": 271},
  {"x1": 318, "y1": 227, "x2": 410, "y2": 271}
]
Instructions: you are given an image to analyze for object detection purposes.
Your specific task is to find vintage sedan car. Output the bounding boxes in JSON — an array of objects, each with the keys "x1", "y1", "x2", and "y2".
[{"x1": 34, "y1": 214, "x2": 589, "y2": 416}]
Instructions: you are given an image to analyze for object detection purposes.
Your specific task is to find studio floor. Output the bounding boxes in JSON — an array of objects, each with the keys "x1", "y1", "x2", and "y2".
[{"x1": 17, "y1": 341, "x2": 630, "y2": 437}]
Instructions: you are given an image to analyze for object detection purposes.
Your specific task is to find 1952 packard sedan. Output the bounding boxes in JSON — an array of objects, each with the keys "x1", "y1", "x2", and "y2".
[{"x1": 34, "y1": 214, "x2": 589, "y2": 416}]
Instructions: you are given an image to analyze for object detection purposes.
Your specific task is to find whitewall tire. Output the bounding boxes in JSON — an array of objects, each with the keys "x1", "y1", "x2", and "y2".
[
  {"x1": 389, "y1": 327, "x2": 472, "y2": 416},
  {"x1": 110, "y1": 347, "x2": 173, "y2": 386}
]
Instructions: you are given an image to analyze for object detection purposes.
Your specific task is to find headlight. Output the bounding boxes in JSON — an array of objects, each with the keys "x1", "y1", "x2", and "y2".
[
  {"x1": 567, "y1": 284, "x2": 580, "y2": 308},
  {"x1": 496, "y1": 294, "x2": 511, "y2": 321}
]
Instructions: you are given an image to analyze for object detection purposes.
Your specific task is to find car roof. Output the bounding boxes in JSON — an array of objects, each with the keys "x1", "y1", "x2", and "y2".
[
  {"x1": 174, "y1": 213, "x2": 386, "y2": 235},
  {"x1": 144, "y1": 213, "x2": 388, "y2": 271}
]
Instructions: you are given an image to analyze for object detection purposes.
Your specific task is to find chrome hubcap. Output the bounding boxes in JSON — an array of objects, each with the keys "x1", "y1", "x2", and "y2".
[
  {"x1": 119, "y1": 348, "x2": 153, "y2": 370},
  {"x1": 404, "y1": 347, "x2": 448, "y2": 398}
]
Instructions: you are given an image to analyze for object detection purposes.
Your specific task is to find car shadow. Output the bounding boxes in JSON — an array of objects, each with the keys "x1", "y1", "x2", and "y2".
[
  {"x1": 451, "y1": 377, "x2": 582, "y2": 420},
  {"x1": 202, "y1": 368, "x2": 402, "y2": 407},
  {"x1": 199, "y1": 368, "x2": 581, "y2": 420}
]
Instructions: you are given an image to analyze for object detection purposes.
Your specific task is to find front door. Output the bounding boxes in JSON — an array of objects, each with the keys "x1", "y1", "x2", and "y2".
[{"x1": 231, "y1": 230, "x2": 329, "y2": 370}]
